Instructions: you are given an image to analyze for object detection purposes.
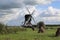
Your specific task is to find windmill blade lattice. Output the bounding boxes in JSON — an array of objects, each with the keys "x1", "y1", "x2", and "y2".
[
  {"x1": 32, "y1": 16, "x2": 36, "y2": 23},
  {"x1": 31, "y1": 10, "x2": 35, "y2": 15},
  {"x1": 26, "y1": 7, "x2": 31, "y2": 14}
]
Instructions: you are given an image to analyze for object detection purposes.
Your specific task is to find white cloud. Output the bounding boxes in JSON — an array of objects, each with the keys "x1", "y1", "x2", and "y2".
[
  {"x1": 0, "y1": 8, "x2": 21, "y2": 23},
  {"x1": 24, "y1": 0, "x2": 54, "y2": 5},
  {"x1": 42, "y1": 17, "x2": 60, "y2": 24},
  {"x1": 43, "y1": 17, "x2": 60, "y2": 21},
  {"x1": 38, "y1": 6, "x2": 60, "y2": 24},
  {"x1": 35, "y1": 0, "x2": 54, "y2": 5},
  {"x1": 48, "y1": 6, "x2": 56, "y2": 15},
  {"x1": 0, "y1": 6, "x2": 39, "y2": 25},
  {"x1": 0, "y1": 6, "x2": 60, "y2": 25},
  {"x1": 0, "y1": 0, "x2": 54, "y2": 9},
  {"x1": 40, "y1": 6, "x2": 60, "y2": 17},
  {"x1": 0, "y1": 0, "x2": 60, "y2": 25}
]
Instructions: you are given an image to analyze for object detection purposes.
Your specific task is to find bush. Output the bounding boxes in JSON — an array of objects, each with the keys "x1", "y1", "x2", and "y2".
[{"x1": 0, "y1": 23, "x2": 4, "y2": 33}]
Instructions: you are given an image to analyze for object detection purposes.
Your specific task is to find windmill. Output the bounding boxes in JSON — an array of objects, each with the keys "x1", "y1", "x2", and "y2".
[{"x1": 22, "y1": 7, "x2": 36, "y2": 31}]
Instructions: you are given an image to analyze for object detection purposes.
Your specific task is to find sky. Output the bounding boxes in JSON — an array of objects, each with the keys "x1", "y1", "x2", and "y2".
[{"x1": 0, "y1": 0, "x2": 60, "y2": 26}]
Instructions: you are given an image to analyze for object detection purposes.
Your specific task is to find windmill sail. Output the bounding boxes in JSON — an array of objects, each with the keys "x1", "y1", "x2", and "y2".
[
  {"x1": 31, "y1": 10, "x2": 35, "y2": 15},
  {"x1": 26, "y1": 7, "x2": 31, "y2": 14}
]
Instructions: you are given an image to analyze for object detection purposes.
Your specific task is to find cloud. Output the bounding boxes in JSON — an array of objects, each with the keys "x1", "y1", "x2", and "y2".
[
  {"x1": 0, "y1": 8, "x2": 21, "y2": 23},
  {"x1": 30, "y1": 6, "x2": 60, "y2": 24},
  {"x1": 35, "y1": 6, "x2": 60, "y2": 24},
  {"x1": 0, "y1": 6, "x2": 39, "y2": 25},
  {"x1": 39, "y1": 6, "x2": 60, "y2": 17},
  {"x1": 42, "y1": 17, "x2": 60, "y2": 24},
  {"x1": 0, "y1": 6, "x2": 60, "y2": 25},
  {"x1": 0, "y1": 0, "x2": 54, "y2": 9},
  {"x1": 0, "y1": 0, "x2": 60, "y2": 25},
  {"x1": 0, "y1": 6, "x2": 35, "y2": 23},
  {"x1": 47, "y1": 6, "x2": 60, "y2": 16},
  {"x1": 23, "y1": 0, "x2": 54, "y2": 5},
  {"x1": 0, "y1": 0, "x2": 23, "y2": 9}
]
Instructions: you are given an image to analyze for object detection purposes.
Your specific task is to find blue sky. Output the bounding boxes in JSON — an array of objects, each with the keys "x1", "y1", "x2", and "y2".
[
  {"x1": 36, "y1": 0, "x2": 60, "y2": 10},
  {"x1": 50, "y1": 1, "x2": 60, "y2": 9},
  {"x1": 0, "y1": 0, "x2": 60, "y2": 26}
]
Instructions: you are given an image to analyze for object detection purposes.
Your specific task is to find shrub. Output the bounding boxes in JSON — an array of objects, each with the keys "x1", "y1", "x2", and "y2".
[{"x1": 0, "y1": 23, "x2": 4, "y2": 33}]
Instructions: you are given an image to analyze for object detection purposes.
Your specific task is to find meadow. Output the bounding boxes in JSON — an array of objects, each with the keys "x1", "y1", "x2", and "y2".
[{"x1": 0, "y1": 25, "x2": 60, "y2": 40}]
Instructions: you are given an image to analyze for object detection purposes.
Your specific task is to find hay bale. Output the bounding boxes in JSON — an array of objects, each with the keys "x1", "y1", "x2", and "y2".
[
  {"x1": 55, "y1": 28, "x2": 60, "y2": 37},
  {"x1": 37, "y1": 21, "x2": 45, "y2": 33}
]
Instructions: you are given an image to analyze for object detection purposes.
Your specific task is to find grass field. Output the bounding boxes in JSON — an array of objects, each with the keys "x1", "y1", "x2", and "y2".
[{"x1": 0, "y1": 27, "x2": 60, "y2": 40}]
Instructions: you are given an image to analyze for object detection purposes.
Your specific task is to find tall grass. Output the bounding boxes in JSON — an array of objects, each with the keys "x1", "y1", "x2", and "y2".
[
  {"x1": 0, "y1": 23, "x2": 26, "y2": 34},
  {"x1": 0, "y1": 23, "x2": 60, "y2": 40},
  {"x1": 0, "y1": 28, "x2": 60, "y2": 40}
]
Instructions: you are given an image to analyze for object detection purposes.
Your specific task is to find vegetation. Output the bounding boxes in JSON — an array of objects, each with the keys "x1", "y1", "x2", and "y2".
[
  {"x1": 0, "y1": 23, "x2": 4, "y2": 33},
  {"x1": 0, "y1": 23, "x2": 60, "y2": 40},
  {"x1": 0, "y1": 23, "x2": 26, "y2": 34}
]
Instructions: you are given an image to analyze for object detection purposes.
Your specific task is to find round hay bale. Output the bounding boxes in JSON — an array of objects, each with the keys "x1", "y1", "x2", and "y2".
[{"x1": 55, "y1": 28, "x2": 60, "y2": 37}]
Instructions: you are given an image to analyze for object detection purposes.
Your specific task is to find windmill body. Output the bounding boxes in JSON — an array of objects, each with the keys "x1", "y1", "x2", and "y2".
[
  {"x1": 23, "y1": 14, "x2": 35, "y2": 31},
  {"x1": 25, "y1": 14, "x2": 32, "y2": 23},
  {"x1": 24, "y1": 14, "x2": 32, "y2": 27}
]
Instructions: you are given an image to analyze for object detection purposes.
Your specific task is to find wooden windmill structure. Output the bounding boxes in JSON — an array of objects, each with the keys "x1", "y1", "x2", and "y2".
[{"x1": 22, "y1": 7, "x2": 35, "y2": 30}]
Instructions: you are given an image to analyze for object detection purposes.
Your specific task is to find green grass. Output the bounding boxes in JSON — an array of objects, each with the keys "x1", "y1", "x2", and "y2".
[{"x1": 0, "y1": 28, "x2": 60, "y2": 40}]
